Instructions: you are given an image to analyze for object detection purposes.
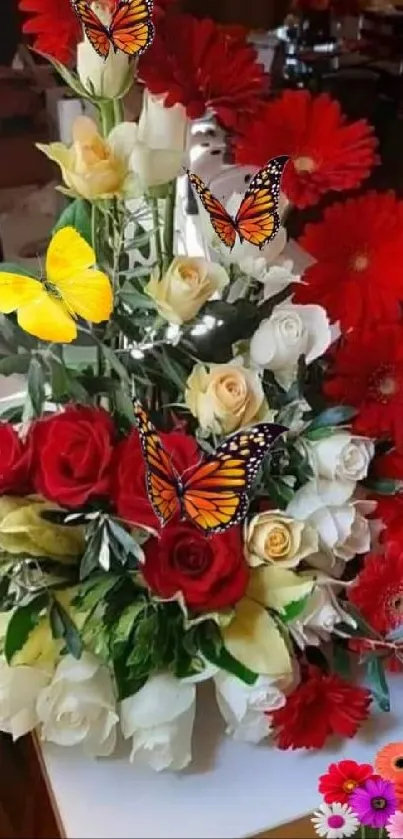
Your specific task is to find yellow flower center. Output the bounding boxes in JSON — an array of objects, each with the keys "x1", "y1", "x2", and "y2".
[
  {"x1": 343, "y1": 780, "x2": 358, "y2": 793},
  {"x1": 352, "y1": 253, "x2": 369, "y2": 272},
  {"x1": 293, "y1": 156, "x2": 317, "y2": 174},
  {"x1": 265, "y1": 525, "x2": 291, "y2": 558}
]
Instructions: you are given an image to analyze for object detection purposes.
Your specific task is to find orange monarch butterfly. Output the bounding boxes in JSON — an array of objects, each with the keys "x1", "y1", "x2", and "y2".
[
  {"x1": 134, "y1": 401, "x2": 286, "y2": 535},
  {"x1": 187, "y1": 155, "x2": 290, "y2": 252},
  {"x1": 71, "y1": 0, "x2": 154, "y2": 60}
]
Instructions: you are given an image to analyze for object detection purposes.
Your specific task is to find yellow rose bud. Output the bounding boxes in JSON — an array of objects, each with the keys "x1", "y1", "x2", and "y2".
[
  {"x1": 37, "y1": 116, "x2": 140, "y2": 201},
  {"x1": 245, "y1": 510, "x2": 319, "y2": 569},
  {"x1": 185, "y1": 359, "x2": 269, "y2": 435},
  {"x1": 146, "y1": 257, "x2": 229, "y2": 325},
  {"x1": 0, "y1": 497, "x2": 85, "y2": 562}
]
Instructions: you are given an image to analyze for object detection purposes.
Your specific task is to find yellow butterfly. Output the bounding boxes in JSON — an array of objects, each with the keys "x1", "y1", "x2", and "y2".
[{"x1": 0, "y1": 227, "x2": 113, "y2": 343}]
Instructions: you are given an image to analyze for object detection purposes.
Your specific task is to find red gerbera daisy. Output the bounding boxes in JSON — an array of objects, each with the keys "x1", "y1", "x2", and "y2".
[
  {"x1": 233, "y1": 90, "x2": 377, "y2": 208},
  {"x1": 270, "y1": 665, "x2": 371, "y2": 750},
  {"x1": 371, "y1": 450, "x2": 403, "y2": 530},
  {"x1": 138, "y1": 14, "x2": 266, "y2": 130},
  {"x1": 19, "y1": 0, "x2": 82, "y2": 64},
  {"x1": 19, "y1": 0, "x2": 176, "y2": 64},
  {"x1": 296, "y1": 192, "x2": 403, "y2": 330},
  {"x1": 348, "y1": 543, "x2": 403, "y2": 638},
  {"x1": 319, "y1": 760, "x2": 374, "y2": 804},
  {"x1": 324, "y1": 324, "x2": 403, "y2": 448}
]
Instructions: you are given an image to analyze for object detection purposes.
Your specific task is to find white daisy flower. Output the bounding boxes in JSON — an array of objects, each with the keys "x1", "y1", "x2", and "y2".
[{"x1": 312, "y1": 802, "x2": 360, "y2": 839}]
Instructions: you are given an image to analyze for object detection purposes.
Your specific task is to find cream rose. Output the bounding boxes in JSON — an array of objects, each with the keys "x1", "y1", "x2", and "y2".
[
  {"x1": 185, "y1": 358, "x2": 269, "y2": 435},
  {"x1": 37, "y1": 653, "x2": 118, "y2": 756},
  {"x1": 77, "y1": 3, "x2": 131, "y2": 99},
  {"x1": 0, "y1": 659, "x2": 50, "y2": 740},
  {"x1": 146, "y1": 256, "x2": 229, "y2": 325},
  {"x1": 250, "y1": 302, "x2": 332, "y2": 389},
  {"x1": 120, "y1": 673, "x2": 196, "y2": 771},
  {"x1": 130, "y1": 92, "x2": 188, "y2": 189},
  {"x1": 309, "y1": 433, "x2": 375, "y2": 483},
  {"x1": 214, "y1": 672, "x2": 291, "y2": 744},
  {"x1": 245, "y1": 510, "x2": 318, "y2": 569},
  {"x1": 37, "y1": 116, "x2": 140, "y2": 200}
]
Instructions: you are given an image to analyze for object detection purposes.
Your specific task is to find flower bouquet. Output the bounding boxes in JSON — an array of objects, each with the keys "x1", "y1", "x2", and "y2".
[
  {"x1": 0, "y1": 0, "x2": 401, "y2": 773},
  {"x1": 312, "y1": 742, "x2": 403, "y2": 838}
]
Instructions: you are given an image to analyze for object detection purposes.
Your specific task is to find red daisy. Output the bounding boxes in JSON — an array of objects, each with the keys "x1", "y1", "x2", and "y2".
[
  {"x1": 319, "y1": 760, "x2": 374, "y2": 804},
  {"x1": 19, "y1": 0, "x2": 176, "y2": 64},
  {"x1": 233, "y1": 90, "x2": 377, "y2": 208},
  {"x1": 296, "y1": 192, "x2": 403, "y2": 329},
  {"x1": 348, "y1": 543, "x2": 403, "y2": 638},
  {"x1": 371, "y1": 450, "x2": 403, "y2": 530},
  {"x1": 324, "y1": 324, "x2": 403, "y2": 448},
  {"x1": 138, "y1": 14, "x2": 266, "y2": 130},
  {"x1": 19, "y1": 0, "x2": 81, "y2": 64},
  {"x1": 270, "y1": 665, "x2": 371, "y2": 750}
]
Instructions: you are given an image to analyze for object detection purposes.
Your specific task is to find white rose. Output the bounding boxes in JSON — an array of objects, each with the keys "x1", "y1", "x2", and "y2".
[
  {"x1": 214, "y1": 672, "x2": 294, "y2": 744},
  {"x1": 0, "y1": 659, "x2": 50, "y2": 739},
  {"x1": 77, "y1": 3, "x2": 130, "y2": 99},
  {"x1": 287, "y1": 479, "x2": 375, "y2": 562},
  {"x1": 309, "y1": 433, "x2": 374, "y2": 482},
  {"x1": 245, "y1": 509, "x2": 318, "y2": 569},
  {"x1": 130, "y1": 92, "x2": 188, "y2": 188},
  {"x1": 36, "y1": 653, "x2": 118, "y2": 757},
  {"x1": 121, "y1": 673, "x2": 196, "y2": 772},
  {"x1": 250, "y1": 302, "x2": 332, "y2": 388},
  {"x1": 289, "y1": 585, "x2": 357, "y2": 649}
]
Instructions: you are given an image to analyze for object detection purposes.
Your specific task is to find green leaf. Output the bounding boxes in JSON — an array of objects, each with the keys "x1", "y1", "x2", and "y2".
[
  {"x1": 364, "y1": 655, "x2": 390, "y2": 712},
  {"x1": 281, "y1": 594, "x2": 310, "y2": 623},
  {"x1": 332, "y1": 644, "x2": 352, "y2": 680},
  {"x1": 27, "y1": 357, "x2": 46, "y2": 416},
  {"x1": 305, "y1": 426, "x2": 337, "y2": 441},
  {"x1": 113, "y1": 388, "x2": 136, "y2": 427},
  {"x1": 157, "y1": 347, "x2": 187, "y2": 391},
  {"x1": 108, "y1": 519, "x2": 145, "y2": 566},
  {"x1": 0, "y1": 403, "x2": 24, "y2": 423},
  {"x1": 199, "y1": 624, "x2": 258, "y2": 686},
  {"x1": 36, "y1": 52, "x2": 88, "y2": 99},
  {"x1": 0, "y1": 263, "x2": 37, "y2": 278},
  {"x1": 0, "y1": 353, "x2": 31, "y2": 376},
  {"x1": 102, "y1": 345, "x2": 130, "y2": 382},
  {"x1": 4, "y1": 593, "x2": 48, "y2": 664},
  {"x1": 365, "y1": 478, "x2": 403, "y2": 496},
  {"x1": 80, "y1": 524, "x2": 104, "y2": 580},
  {"x1": 49, "y1": 599, "x2": 83, "y2": 659},
  {"x1": 110, "y1": 601, "x2": 145, "y2": 650},
  {"x1": 308, "y1": 405, "x2": 357, "y2": 431},
  {"x1": 53, "y1": 198, "x2": 92, "y2": 246}
]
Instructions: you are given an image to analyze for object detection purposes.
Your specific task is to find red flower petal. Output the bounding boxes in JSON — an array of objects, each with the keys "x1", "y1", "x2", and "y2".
[{"x1": 233, "y1": 90, "x2": 378, "y2": 208}]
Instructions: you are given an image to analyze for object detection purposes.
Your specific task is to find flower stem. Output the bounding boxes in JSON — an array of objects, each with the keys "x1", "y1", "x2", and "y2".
[
  {"x1": 163, "y1": 180, "x2": 176, "y2": 271},
  {"x1": 151, "y1": 198, "x2": 163, "y2": 275},
  {"x1": 99, "y1": 101, "x2": 116, "y2": 138},
  {"x1": 113, "y1": 98, "x2": 124, "y2": 126}
]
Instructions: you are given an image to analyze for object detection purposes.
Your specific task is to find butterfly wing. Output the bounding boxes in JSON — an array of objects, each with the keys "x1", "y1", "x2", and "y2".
[
  {"x1": 71, "y1": 0, "x2": 111, "y2": 59},
  {"x1": 187, "y1": 171, "x2": 237, "y2": 250},
  {"x1": 46, "y1": 226, "x2": 113, "y2": 326},
  {"x1": 181, "y1": 423, "x2": 286, "y2": 535},
  {"x1": 235, "y1": 156, "x2": 289, "y2": 250},
  {"x1": 110, "y1": 0, "x2": 154, "y2": 56},
  {"x1": 133, "y1": 401, "x2": 181, "y2": 527},
  {"x1": 0, "y1": 271, "x2": 77, "y2": 342}
]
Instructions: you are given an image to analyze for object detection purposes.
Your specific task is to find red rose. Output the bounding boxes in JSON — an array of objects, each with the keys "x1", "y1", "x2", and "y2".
[
  {"x1": 143, "y1": 523, "x2": 249, "y2": 612},
  {"x1": 0, "y1": 423, "x2": 32, "y2": 494},
  {"x1": 111, "y1": 429, "x2": 200, "y2": 529},
  {"x1": 31, "y1": 406, "x2": 116, "y2": 508}
]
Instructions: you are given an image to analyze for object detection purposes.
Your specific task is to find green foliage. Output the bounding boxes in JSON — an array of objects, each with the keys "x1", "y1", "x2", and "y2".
[
  {"x1": 49, "y1": 597, "x2": 83, "y2": 659},
  {"x1": 4, "y1": 593, "x2": 48, "y2": 664},
  {"x1": 198, "y1": 622, "x2": 258, "y2": 685},
  {"x1": 53, "y1": 199, "x2": 92, "y2": 246},
  {"x1": 364, "y1": 655, "x2": 391, "y2": 712}
]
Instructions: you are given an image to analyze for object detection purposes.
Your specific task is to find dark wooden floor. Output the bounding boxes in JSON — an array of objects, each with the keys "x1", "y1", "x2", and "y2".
[{"x1": 0, "y1": 734, "x2": 61, "y2": 839}]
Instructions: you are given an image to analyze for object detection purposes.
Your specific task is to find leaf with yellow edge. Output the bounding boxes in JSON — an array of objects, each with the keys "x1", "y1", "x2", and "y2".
[
  {"x1": 222, "y1": 599, "x2": 292, "y2": 678},
  {"x1": 0, "y1": 499, "x2": 85, "y2": 561},
  {"x1": 247, "y1": 565, "x2": 315, "y2": 617}
]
